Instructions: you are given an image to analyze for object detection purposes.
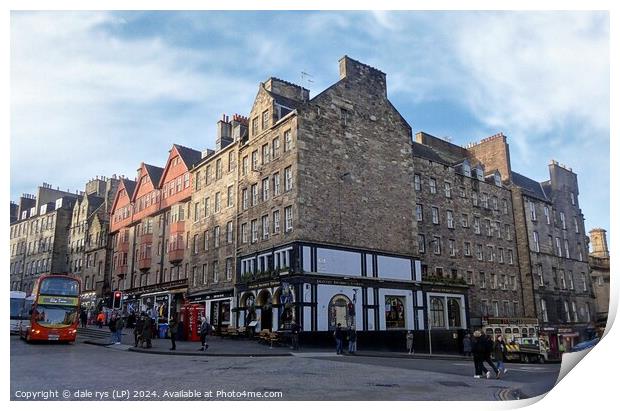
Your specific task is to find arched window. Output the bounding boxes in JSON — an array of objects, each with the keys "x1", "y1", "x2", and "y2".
[
  {"x1": 448, "y1": 298, "x2": 462, "y2": 327},
  {"x1": 430, "y1": 297, "x2": 444, "y2": 328},
  {"x1": 328, "y1": 294, "x2": 352, "y2": 330}
]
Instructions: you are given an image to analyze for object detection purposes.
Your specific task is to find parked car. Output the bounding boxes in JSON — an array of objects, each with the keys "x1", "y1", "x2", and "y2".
[{"x1": 569, "y1": 338, "x2": 600, "y2": 352}]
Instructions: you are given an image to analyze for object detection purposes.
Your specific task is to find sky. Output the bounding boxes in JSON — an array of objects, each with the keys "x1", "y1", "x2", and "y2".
[{"x1": 10, "y1": 10, "x2": 610, "y2": 238}]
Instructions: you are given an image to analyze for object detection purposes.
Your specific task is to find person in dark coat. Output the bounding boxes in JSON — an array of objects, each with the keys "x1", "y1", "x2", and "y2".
[
  {"x1": 471, "y1": 330, "x2": 486, "y2": 378},
  {"x1": 79, "y1": 309, "x2": 88, "y2": 328},
  {"x1": 108, "y1": 313, "x2": 117, "y2": 344},
  {"x1": 348, "y1": 327, "x2": 357, "y2": 354},
  {"x1": 114, "y1": 315, "x2": 124, "y2": 345},
  {"x1": 334, "y1": 323, "x2": 344, "y2": 355},
  {"x1": 481, "y1": 332, "x2": 500, "y2": 378},
  {"x1": 493, "y1": 335, "x2": 508, "y2": 377},
  {"x1": 134, "y1": 315, "x2": 144, "y2": 347},
  {"x1": 141, "y1": 314, "x2": 153, "y2": 348},
  {"x1": 463, "y1": 333, "x2": 472, "y2": 357},
  {"x1": 169, "y1": 313, "x2": 178, "y2": 351},
  {"x1": 290, "y1": 320, "x2": 300, "y2": 350}
]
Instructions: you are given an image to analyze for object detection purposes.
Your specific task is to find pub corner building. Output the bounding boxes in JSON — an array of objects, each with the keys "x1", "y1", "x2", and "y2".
[{"x1": 130, "y1": 242, "x2": 474, "y2": 353}]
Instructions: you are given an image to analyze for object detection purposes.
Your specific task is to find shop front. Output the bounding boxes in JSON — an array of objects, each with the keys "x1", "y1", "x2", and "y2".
[
  {"x1": 236, "y1": 280, "x2": 298, "y2": 333},
  {"x1": 120, "y1": 279, "x2": 187, "y2": 337},
  {"x1": 186, "y1": 289, "x2": 234, "y2": 335}
]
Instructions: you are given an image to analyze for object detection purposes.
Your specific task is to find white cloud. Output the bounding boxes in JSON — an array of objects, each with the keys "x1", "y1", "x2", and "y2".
[{"x1": 10, "y1": 11, "x2": 256, "y2": 197}]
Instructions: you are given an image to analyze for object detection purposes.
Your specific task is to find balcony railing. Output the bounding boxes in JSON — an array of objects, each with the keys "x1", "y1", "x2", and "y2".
[
  {"x1": 114, "y1": 264, "x2": 128, "y2": 277},
  {"x1": 138, "y1": 257, "x2": 152, "y2": 271}
]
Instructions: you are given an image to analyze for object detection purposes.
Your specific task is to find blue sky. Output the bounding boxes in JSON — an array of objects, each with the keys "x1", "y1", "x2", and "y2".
[{"x1": 10, "y1": 11, "x2": 609, "y2": 239}]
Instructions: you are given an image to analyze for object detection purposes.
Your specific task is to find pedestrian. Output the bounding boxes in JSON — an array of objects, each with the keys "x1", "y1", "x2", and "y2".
[
  {"x1": 169, "y1": 313, "x2": 178, "y2": 351},
  {"x1": 108, "y1": 312, "x2": 117, "y2": 344},
  {"x1": 141, "y1": 313, "x2": 153, "y2": 348},
  {"x1": 334, "y1": 323, "x2": 344, "y2": 355},
  {"x1": 96, "y1": 311, "x2": 105, "y2": 329},
  {"x1": 198, "y1": 316, "x2": 210, "y2": 351},
  {"x1": 348, "y1": 327, "x2": 357, "y2": 354},
  {"x1": 291, "y1": 320, "x2": 300, "y2": 350},
  {"x1": 134, "y1": 314, "x2": 144, "y2": 348},
  {"x1": 493, "y1": 335, "x2": 508, "y2": 378},
  {"x1": 406, "y1": 331, "x2": 414, "y2": 355},
  {"x1": 463, "y1": 333, "x2": 472, "y2": 357},
  {"x1": 80, "y1": 309, "x2": 88, "y2": 328},
  {"x1": 114, "y1": 314, "x2": 124, "y2": 345},
  {"x1": 471, "y1": 330, "x2": 486, "y2": 378},
  {"x1": 481, "y1": 332, "x2": 500, "y2": 379}
]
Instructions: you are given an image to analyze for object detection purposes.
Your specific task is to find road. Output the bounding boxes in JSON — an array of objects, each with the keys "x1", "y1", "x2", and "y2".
[{"x1": 10, "y1": 336, "x2": 560, "y2": 401}]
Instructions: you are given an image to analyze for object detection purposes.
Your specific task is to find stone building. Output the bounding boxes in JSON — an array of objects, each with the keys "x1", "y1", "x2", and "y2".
[
  {"x1": 185, "y1": 115, "x2": 244, "y2": 332},
  {"x1": 9, "y1": 184, "x2": 79, "y2": 294},
  {"x1": 468, "y1": 134, "x2": 596, "y2": 357},
  {"x1": 412, "y1": 132, "x2": 529, "y2": 337},
  {"x1": 66, "y1": 176, "x2": 120, "y2": 308},
  {"x1": 223, "y1": 56, "x2": 428, "y2": 350},
  {"x1": 108, "y1": 144, "x2": 202, "y2": 323},
  {"x1": 589, "y1": 228, "x2": 610, "y2": 321}
]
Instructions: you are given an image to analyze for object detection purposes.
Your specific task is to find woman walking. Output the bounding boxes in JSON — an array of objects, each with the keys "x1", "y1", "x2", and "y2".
[
  {"x1": 493, "y1": 335, "x2": 508, "y2": 378},
  {"x1": 169, "y1": 313, "x2": 178, "y2": 351}
]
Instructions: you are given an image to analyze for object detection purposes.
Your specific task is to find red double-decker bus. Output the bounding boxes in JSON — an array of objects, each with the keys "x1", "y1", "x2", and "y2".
[{"x1": 20, "y1": 274, "x2": 81, "y2": 343}]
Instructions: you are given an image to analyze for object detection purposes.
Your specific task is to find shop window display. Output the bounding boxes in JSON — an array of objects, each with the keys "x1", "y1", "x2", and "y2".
[{"x1": 385, "y1": 296, "x2": 406, "y2": 329}]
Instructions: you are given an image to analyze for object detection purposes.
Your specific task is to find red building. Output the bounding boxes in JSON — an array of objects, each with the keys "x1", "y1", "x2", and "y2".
[{"x1": 109, "y1": 144, "x2": 202, "y2": 327}]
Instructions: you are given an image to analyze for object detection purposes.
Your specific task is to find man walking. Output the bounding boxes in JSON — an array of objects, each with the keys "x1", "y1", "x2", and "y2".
[
  {"x1": 108, "y1": 312, "x2": 117, "y2": 344},
  {"x1": 199, "y1": 316, "x2": 210, "y2": 351},
  {"x1": 80, "y1": 309, "x2": 88, "y2": 328},
  {"x1": 348, "y1": 327, "x2": 357, "y2": 354},
  {"x1": 141, "y1": 313, "x2": 152, "y2": 348},
  {"x1": 114, "y1": 314, "x2": 124, "y2": 345},
  {"x1": 169, "y1": 313, "x2": 178, "y2": 351},
  {"x1": 481, "y1": 332, "x2": 500, "y2": 379},
  {"x1": 334, "y1": 323, "x2": 344, "y2": 355}
]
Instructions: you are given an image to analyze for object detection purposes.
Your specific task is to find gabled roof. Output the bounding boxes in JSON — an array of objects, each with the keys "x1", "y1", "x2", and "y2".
[
  {"x1": 144, "y1": 164, "x2": 164, "y2": 186},
  {"x1": 131, "y1": 163, "x2": 163, "y2": 202},
  {"x1": 110, "y1": 178, "x2": 136, "y2": 216},
  {"x1": 511, "y1": 172, "x2": 549, "y2": 201},
  {"x1": 158, "y1": 144, "x2": 202, "y2": 187},
  {"x1": 174, "y1": 144, "x2": 202, "y2": 170}
]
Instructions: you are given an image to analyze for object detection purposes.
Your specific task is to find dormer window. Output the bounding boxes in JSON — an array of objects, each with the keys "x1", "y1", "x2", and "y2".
[
  {"x1": 462, "y1": 160, "x2": 471, "y2": 177},
  {"x1": 476, "y1": 167, "x2": 484, "y2": 181},
  {"x1": 494, "y1": 171, "x2": 501, "y2": 187}
]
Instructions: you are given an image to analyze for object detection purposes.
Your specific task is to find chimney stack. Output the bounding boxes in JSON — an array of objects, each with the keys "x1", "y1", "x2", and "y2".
[{"x1": 216, "y1": 114, "x2": 233, "y2": 151}]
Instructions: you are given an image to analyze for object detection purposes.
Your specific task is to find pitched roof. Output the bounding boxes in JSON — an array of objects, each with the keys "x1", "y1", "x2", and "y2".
[
  {"x1": 143, "y1": 163, "x2": 164, "y2": 186},
  {"x1": 265, "y1": 89, "x2": 304, "y2": 110},
  {"x1": 174, "y1": 144, "x2": 202, "y2": 170},
  {"x1": 511, "y1": 172, "x2": 549, "y2": 201},
  {"x1": 122, "y1": 178, "x2": 137, "y2": 198}
]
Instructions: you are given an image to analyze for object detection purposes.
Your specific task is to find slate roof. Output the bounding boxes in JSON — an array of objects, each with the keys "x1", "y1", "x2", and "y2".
[
  {"x1": 144, "y1": 163, "x2": 164, "y2": 186},
  {"x1": 511, "y1": 172, "x2": 549, "y2": 201},
  {"x1": 412, "y1": 141, "x2": 448, "y2": 164},
  {"x1": 265, "y1": 90, "x2": 304, "y2": 110},
  {"x1": 174, "y1": 144, "x2": 203, "y2": 170},
  {"x1": 122, "y1": 178, "x2": 137, "y2": 198}
]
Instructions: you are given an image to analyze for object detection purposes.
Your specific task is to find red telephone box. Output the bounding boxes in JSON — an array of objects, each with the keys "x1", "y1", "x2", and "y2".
[{"x1": 181, "y1": 303, "x2": 205, "y2": 342}]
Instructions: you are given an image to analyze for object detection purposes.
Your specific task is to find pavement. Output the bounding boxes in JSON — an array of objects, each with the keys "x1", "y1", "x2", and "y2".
[{"x1": 78, "y1": 325, "x2": 471, "y2": 360}]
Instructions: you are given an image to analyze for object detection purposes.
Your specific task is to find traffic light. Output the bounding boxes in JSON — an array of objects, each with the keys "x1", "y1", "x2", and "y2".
[{"x1": 112, "y1": 291, "x2": 123, "y2": 310}]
